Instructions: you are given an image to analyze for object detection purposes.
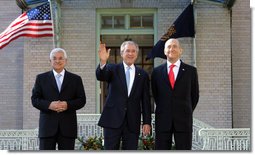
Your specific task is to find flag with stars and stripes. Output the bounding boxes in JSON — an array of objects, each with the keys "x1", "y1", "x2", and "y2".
[{"x1": 0, "y1": 2, "x2": 53, "y2": 49}]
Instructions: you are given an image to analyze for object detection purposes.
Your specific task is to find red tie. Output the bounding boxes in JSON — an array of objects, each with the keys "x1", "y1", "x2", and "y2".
[{"x1": 169, "y1": 64, "x2": 175, "y2": 89}]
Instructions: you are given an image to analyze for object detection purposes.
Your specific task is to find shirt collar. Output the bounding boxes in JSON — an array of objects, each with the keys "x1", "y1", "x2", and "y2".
[
  {"x1": 167, "y1": 59, "x2": 181, "y2": 68},
  {"x1": 53, "y1": 69, "x2": 65, "y2": 77},
  {"x1": 123, "y1": 62, "x2": 135, "y2": 70}
]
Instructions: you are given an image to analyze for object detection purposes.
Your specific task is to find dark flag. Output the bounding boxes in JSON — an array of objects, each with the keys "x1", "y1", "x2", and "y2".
[{"x1": 146, "y1": 3, "x2": 195, "y2": 60}]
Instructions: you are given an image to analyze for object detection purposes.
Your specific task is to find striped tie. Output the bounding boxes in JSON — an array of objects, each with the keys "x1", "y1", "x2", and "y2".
[
  {"x1": 56, "y1": 73, "x2": 62, "y2": 92},
  {"x1": 125, "y1": 66, "x2": 131, "y2": 95}
]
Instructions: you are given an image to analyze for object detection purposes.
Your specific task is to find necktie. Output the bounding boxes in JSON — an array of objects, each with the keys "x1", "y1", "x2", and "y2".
[
  {"x1": 169, "y1": 64, "x2": 175, "y2": 89},
  {"x1": 125, "y1": 66, "x2": 131, "y2": 95},
  {"x1": 56, "y1": 73, "x2": 62, "y2": 92}
]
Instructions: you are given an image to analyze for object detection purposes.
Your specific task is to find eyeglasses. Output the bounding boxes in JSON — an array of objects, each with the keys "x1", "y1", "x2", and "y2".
[{"x1": 51, "y1": 58, "x2": 66, "y2": 61}]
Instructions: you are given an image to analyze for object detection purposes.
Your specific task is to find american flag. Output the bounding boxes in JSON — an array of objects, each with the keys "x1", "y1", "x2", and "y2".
[{"x1": 0, "y1": 2, "x2": 53, "y2": 49}]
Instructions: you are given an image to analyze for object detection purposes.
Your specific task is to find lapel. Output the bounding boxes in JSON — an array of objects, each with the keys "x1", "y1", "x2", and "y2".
[
  {"x1": 175, "y1": 61, "x2": 186, "y2": 84},
  {"x1": 162, "y1": 61, "x2": 186, "y2": 90},
  {"x1": 162, "y1": 63, "x2": 172, "y2": 90},
  {"x1": 129, "y1": 66, "x2": 141, "y2": 97},
  {"x1": 49, "y1": 71, "x2": 59, "y2": 92},
  {"x1": 116, "y1": 63, "x2": 128, "y2": 97},
  {"x1": 49, "y1": 69, "x2": 70, "y2": 93},
  {"x1": 61, "y1": 70, "x2": 69, "y2": 92}
]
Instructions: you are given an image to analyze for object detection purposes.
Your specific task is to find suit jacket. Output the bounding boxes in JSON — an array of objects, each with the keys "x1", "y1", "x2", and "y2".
[
  {"x1": 31, "y1": 70, "x2": 86, "y2": 138},
  {"x1": 151, "y1": 61, "x2": 199, "y2": 133},
  {"x1": 96, "y1": 63, "x2": 151, "y2": 134}
]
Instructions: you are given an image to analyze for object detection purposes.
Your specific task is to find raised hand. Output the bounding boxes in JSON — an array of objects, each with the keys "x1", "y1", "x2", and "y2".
[{"x1": 98, "y1": 43, "x2": 110, "y2": 65}]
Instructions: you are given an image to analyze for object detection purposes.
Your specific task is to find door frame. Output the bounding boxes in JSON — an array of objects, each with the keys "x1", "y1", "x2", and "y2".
[{"x1": 95, "y1": 8, "x2": 157, "y2": 113}]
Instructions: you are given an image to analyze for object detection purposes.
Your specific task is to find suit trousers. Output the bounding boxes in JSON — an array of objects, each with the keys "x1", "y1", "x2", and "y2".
[
  {"x1": 155, "y1": 126, "x2": 192, "y2": 150},
  {"x1": 103, "y1": 118, "x2": 139, "y2": 150},
  {"x1": 39, "y1": 127, "x2": 75, "y2": 150}
]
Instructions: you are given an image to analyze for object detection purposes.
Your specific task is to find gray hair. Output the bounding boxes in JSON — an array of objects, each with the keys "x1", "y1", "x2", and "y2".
[
  {"x1": 49, "y1": 48, "x2": 67, "y2": 60},
  {"x1": 165, "y1": 38, "x2": 182, "y2": 48},
  {"x1": 120, "y1": 41, "x2": 139, "y2": 54}
]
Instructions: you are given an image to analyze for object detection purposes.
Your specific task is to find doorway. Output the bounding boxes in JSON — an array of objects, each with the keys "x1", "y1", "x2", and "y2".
[{"x1": 99, "y1": 34, "x2": 154, "y2": 112}]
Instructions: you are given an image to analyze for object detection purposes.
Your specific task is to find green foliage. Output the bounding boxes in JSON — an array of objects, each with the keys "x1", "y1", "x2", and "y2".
[
  {"x1": 77, "y1": 136, "x2": 104, "y2": 150},
  {"x1": 77, "y1": 135, "x2": 175, "y2": 150},
  {"x1": 138, "y1": 135, "x2": 155, "y2": 150}
]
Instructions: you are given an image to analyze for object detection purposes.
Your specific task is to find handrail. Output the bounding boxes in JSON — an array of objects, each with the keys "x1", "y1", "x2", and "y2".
[
  {"x1": 0, "y1": 114, "x2": 250, "y2": 150},
  {"x1": 199, "y1": 128, "x2": 250, "y2": 150}
]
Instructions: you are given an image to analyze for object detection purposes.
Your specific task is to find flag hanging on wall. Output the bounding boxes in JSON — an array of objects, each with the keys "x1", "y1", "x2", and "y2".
[
  {"x1": 0, "y1": 2, "x2": 53, "y2": 49},
  {"x1": 146, "y1": 3, "x2": 195, "y2": 60}
]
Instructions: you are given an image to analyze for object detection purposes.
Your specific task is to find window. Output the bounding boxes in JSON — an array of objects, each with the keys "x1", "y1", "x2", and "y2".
[
  {"x1": 100, "y1": 13, "x2": 154, "y2": 30},
  {"x1": 130, "y1": 15, "x2": 153, "y2": 28},
  {"x1": 97, "y1": 9, "x2": 156, "y2": 113},
  {"x1": 101, "y1": 16, "x2": 125, "y2": 29}
]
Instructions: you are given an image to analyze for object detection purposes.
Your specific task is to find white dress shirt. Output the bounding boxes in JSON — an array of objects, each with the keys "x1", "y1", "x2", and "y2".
[
  {"x1": 53, "y1": 69, "x2": 65, "y2": 84},
  {"x1": 123, "y1": 62, "x2": 135, "y2": 96},
  {"x1": 167, "y1": 59, "x2": 180, "y2": 80}
]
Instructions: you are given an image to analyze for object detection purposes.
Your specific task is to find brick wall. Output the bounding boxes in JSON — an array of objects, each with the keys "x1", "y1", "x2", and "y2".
[
  {"x1": 193, "y1": 2, "x2": 232, "y2": 128},
  {"x1": 0, "y1": 0, "x2": 251, "y2": 129},
  {"x1": 231, "y1": 0, "x2": 251, "y2": 128},
  {"x1": 0, "y1": 1, "x2": 24, "y2": 129}
]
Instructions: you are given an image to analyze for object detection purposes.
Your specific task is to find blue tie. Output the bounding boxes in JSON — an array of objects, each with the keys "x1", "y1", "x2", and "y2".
[
  {"x1": 125, "y1": 66, "x2": 131, "y2": 94},
  {"x1": 56, "y1": 74, "x2": 62, "y2": 92}
]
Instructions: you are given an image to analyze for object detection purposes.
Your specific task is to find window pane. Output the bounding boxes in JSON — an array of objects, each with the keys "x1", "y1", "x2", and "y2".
[
  {"x1": 136, "y1": 64, "x2": 142, "y2": 68},
  {"x1": 143, "y1": 48, "x2": 153, "y2": 64},
  {"x1": 130, "y1": 16, "x2": 141, "y2": 28},
  {"x1": 114, "y1": 16, "x2": 124, "y2": 28},
  {"x1": 101, "y1": 16, "x2": 112, "y2": 28},
  {"x1": 109, "y1": 49, "x2": 116, "y2": 63},
  {"x1": 116, "y1": 49, "x2": 122, "y2": 63},
  {"x1": 143, "y1": 65, "x2": 153, "y2": 76},
  {"x1": 136, "y1": 50, "x2": 142, "y2": 64},
  {"x1": 142, "y1": 15, "x2": 153, "y2": 28}
]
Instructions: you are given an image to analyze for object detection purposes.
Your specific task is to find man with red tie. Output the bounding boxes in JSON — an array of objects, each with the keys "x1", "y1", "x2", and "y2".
[{"x1": 151, "y1": 38, "x2": 199, "y2": 150}]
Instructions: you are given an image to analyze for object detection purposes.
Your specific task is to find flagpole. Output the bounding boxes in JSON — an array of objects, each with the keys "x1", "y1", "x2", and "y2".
[
  {"x1": 192, "y1": 36, "x2": 197, "y2": 67},
  {"x1": 55, "y1": 0, "x2": 62, "y2": 48},
  {"x1": 192, "y1": 0, "x2": 197, "y2": 67},
  {"x1": 49, "y1": 0, "x2": 62, "y2": 48},
  {"x1": 49, "y1": 0, "x2": 55, "y2": 48}
]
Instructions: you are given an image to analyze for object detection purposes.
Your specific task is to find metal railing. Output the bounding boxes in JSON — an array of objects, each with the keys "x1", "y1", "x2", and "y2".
[
  {"x1": 199, "y1": 128, "x2": 250, "y2": 151},
  {"x1": 0, "y1": 129, "x2": 38, "y2": 150},
  {"x1": 76, "y1": 114, "x2": 209, "y2": 150},
  {"x1": 0, "y1": 114, "x2": 250, "y2": 150}
]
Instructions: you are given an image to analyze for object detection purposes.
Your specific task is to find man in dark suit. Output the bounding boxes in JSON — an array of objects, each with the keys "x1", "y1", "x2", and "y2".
[
  {"x1": 31, "y1": 48, "x2": 86, "y2": 150},
  {"x1": 96, "y1": 41, "x2": 151, "y2": 150},
  {"x1": 151, "y1": 38, "x2": 199, "y2": 150}
]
